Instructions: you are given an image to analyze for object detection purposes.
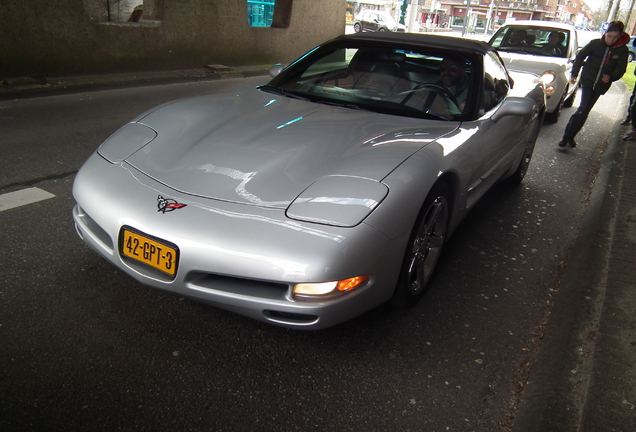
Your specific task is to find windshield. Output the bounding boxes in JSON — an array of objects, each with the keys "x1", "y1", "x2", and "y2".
[
  {"x1": 490, "y1": 26, "x2": 570, "y2": 58},
  {"x1": 378, "y1": 13, "x2": 396, "y2": 26},
  {"x1": 265, "y1": 44, "x2": 475, "y2": 121}
]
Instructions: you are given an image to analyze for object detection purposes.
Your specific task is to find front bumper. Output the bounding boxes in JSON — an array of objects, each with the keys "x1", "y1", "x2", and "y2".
[{"x1": 72, "y1": 155, "x2": 405, "y2": 329}]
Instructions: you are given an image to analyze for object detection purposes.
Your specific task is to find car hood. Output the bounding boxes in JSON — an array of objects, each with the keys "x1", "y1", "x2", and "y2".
[
  {"x1": 498, "y1": 52, "x2": 569, "y2": 74},
  {"x1": 122, "y1": 90, "x2": 458, "y2": 208}
]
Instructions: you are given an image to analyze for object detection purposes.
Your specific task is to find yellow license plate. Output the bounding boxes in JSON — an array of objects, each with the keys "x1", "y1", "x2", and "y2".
[{"x1": 120, "y1": 228, "x2": 179, "y2": 276}]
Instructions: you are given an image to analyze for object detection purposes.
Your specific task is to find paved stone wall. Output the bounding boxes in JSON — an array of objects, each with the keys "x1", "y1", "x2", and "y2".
[{"x1": 0, "y1": 0, "x2": 345, "y2": 77}]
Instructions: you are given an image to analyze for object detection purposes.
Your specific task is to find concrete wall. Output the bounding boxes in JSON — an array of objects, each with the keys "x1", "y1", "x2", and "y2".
[{"x1": 0, "y1": 0, "x2": 345, "y2": 78}]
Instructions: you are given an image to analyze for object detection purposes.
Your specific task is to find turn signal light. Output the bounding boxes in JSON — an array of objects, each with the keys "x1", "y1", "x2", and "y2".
[{"x1": 293, "y1": 275, "x2": 370, "y2": 297}]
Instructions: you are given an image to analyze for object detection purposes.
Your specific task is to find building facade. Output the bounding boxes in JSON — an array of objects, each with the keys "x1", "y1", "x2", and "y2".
[
  {"x1": 440, "y1": 0, "x2": 594, "y2": 32},
  {"x1": 1, "y1": 0, "x2": 345, "y2": 78},
  {"x1": 348, "y1": 0, "x2": 596, "y2": 33}
]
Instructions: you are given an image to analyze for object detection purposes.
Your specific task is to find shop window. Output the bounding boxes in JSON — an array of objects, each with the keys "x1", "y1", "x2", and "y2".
[
  {"x1": 452, "y1": 17, "x2": 465, "y2": 27},
  {"x1": 248, "y1": 0, "x2": 292, "y2": 28}
]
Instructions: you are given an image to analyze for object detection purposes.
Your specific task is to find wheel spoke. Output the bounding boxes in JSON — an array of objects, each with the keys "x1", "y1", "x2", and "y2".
[
  {"x1": 422, "y1": 200, "x2": 445, "y2": 246},
  {"x1": 407, "y1": 196, "x2": 448, "y2": 295}
]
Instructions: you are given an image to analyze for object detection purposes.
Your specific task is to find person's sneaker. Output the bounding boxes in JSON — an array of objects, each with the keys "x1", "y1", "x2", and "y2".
[
  {"x1": 621, "y1": 117, "x2": 632, "y2": 126},
  {"x1": 623, "y1": 129, "x2": 636, "y2": 141},
  {"x1": 558, "y1": 138, "x2": 568, "y2": 147},
  {"x1": 567, "y1": 139, "x2": 577, "y2": 148}
]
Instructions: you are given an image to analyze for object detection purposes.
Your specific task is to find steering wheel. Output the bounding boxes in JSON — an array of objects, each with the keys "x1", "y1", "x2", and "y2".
[{"x1": 413, "y1": 84, "x2": 459, "y2": 108}]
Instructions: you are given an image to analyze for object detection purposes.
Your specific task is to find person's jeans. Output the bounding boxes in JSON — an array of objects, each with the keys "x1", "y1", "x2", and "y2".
[{"x1": 563, "y1": 86, "x2": 603, "y2": 140}]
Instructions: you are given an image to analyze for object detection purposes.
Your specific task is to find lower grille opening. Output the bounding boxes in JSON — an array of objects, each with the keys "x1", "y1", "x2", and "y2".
[
  {"x1": 74, "y1": 205, "x2": 114, "y2": 251},
  {"x1": 263, "y1": 310, "x2": 319, "y2": 325},
  {"x1": 187, "y1": 273, "x2": 289, "y2": 301}
]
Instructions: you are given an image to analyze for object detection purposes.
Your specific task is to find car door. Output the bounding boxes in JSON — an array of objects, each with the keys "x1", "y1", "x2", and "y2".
[
  {"x1": 465, "y1": 52, "x2": 531, "y2": 205},
  {"x1": 368, "y1": 12, "x2": 380, "y2": 32}
]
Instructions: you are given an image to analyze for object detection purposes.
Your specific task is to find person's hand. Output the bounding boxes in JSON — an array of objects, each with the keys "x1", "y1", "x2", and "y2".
[
  {"x1": 570, "y1": 77, "x2": 577, "y2": 85},
  {"x1": 601, "y1": 74, "x2": 611, "y2": 83}
]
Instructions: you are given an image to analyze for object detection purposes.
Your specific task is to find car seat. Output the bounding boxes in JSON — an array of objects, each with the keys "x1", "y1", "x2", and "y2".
[{"x1": 350, "y1": 50, "x2": 409, "y2": 97}]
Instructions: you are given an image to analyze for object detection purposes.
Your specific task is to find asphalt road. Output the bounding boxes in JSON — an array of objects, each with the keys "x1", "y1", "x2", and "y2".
[{"x1": 0, "y1": 78, "x2": 625, "y2": 431}]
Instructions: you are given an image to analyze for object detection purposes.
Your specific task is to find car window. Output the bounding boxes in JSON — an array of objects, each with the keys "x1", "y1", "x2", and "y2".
[
  {"x1": 268, "y1": 44, "x2": 476, "y2": 121},
  {"x1": 379, "y1": 13, "x2": 395, "y2": 25},
  {"x1": 482, "y1": 51, "x2": 509, "y2": 113},
  {"x1": 491, "y1": 26, "x2": 570, "y2": 58},
  {"x1": 302, "y1": 47, "x2": 358, "y2": 77}
]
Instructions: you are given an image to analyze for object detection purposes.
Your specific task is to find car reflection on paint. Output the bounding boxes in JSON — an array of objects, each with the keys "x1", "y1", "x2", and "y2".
[{"x1": 72, "y1": 32, "x2": 545, "y2": 329}]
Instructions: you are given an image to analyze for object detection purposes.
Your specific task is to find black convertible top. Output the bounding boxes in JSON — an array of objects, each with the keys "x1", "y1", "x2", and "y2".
[{"x1": 336, "y1": 32, "x2": 493, "y2": 56}]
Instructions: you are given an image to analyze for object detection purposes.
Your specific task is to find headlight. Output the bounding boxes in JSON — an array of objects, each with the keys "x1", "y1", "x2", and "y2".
[
  {"x1": 293, "y1": 276, "x2": 370, "y2": 298},
  {"x1": 97, "y1": 123, "x2": 157, "y2": 163},
  {"x1": 540, "y1": 71, "x2": 557, "y2": 87},
  {"x1": 287, "y1": 176, "x2": 388, "y2": 227}
]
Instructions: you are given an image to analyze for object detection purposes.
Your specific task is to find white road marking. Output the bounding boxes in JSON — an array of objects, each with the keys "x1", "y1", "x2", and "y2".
[{"x1": 0, "y1": 187, "x2": 56, "y2": 212}]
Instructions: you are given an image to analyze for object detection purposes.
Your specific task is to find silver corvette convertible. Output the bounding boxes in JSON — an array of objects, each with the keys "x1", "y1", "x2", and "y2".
[{"x1": 73, "y1": 33, "x2": 545, "y2": 329}]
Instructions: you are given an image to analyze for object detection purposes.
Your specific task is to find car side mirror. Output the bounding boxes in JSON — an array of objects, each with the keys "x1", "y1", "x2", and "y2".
[
  {"x1": 269, "y1": 63, "x2": 286, "y2": 78},
  {"x1": 491, "y1": 97, "x2": 535, "y2": 122}
]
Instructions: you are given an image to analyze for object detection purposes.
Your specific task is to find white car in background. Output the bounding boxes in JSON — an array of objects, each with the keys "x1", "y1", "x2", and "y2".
[{"x1": 489, "y1": 21, "x2": 579, "y2": 122}]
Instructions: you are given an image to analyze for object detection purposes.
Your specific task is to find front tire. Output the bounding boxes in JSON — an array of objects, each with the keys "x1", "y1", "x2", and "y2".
[
  {"x1": 392, "y1": 183, "x2": 451, "y2": 307},
  {"x1": 545, "y1": 95, "x2": 564, "y2": 123},
  {"x1": 563, "y1": 86, "x2": 577, "y2": 108},
  {"x1": 354, "y1": 23, "x2": 361, "y2": 33},
  {"x1": 507, "y1": 118, "x2": 540, "y2": 185}
]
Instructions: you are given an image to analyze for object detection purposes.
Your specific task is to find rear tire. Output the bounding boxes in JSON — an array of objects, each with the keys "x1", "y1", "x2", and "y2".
[
  {"x1": 392, "y1": 183, "x2": 450, "y2": 307},
  {"x1": 354, "y1": 23, "x2": 361, "y2": 33}
]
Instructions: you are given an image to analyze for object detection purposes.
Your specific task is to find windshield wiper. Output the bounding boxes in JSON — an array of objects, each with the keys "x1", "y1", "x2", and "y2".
[
  {"x1": 315, "y1": 100, "x2": 366, "y2": 111},
  {"x1": 257, "y1": 84, "x2": 309, "y2": 101}
]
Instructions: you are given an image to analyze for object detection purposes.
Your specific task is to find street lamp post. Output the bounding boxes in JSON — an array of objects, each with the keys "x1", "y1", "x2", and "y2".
[
  {"x1": 461, "y1": 0, "x2": 471, "y2": 36},
  {"x1": 407, "y1": 0, "x2": 419, "y2": 33},
  {"x1": 485, "y1": 0, "x2": 495, "y2": 36}
]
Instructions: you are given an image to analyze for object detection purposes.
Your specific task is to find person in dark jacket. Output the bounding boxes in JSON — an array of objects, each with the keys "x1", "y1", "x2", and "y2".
[{"x1": 558, "y1": 21, "x2": 630, "y2": 148}]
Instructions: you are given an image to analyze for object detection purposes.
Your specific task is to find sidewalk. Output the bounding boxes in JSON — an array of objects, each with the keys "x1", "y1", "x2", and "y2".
[
  {"x1": 512, "y1": 84, "x2": 636, "y2": 432},
  {"x1": 0, "y1": 64, "x2": 271, "y2": 101},
  {"x1": 2, "y1": 65, "x2": 635, "y2": 431}
]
